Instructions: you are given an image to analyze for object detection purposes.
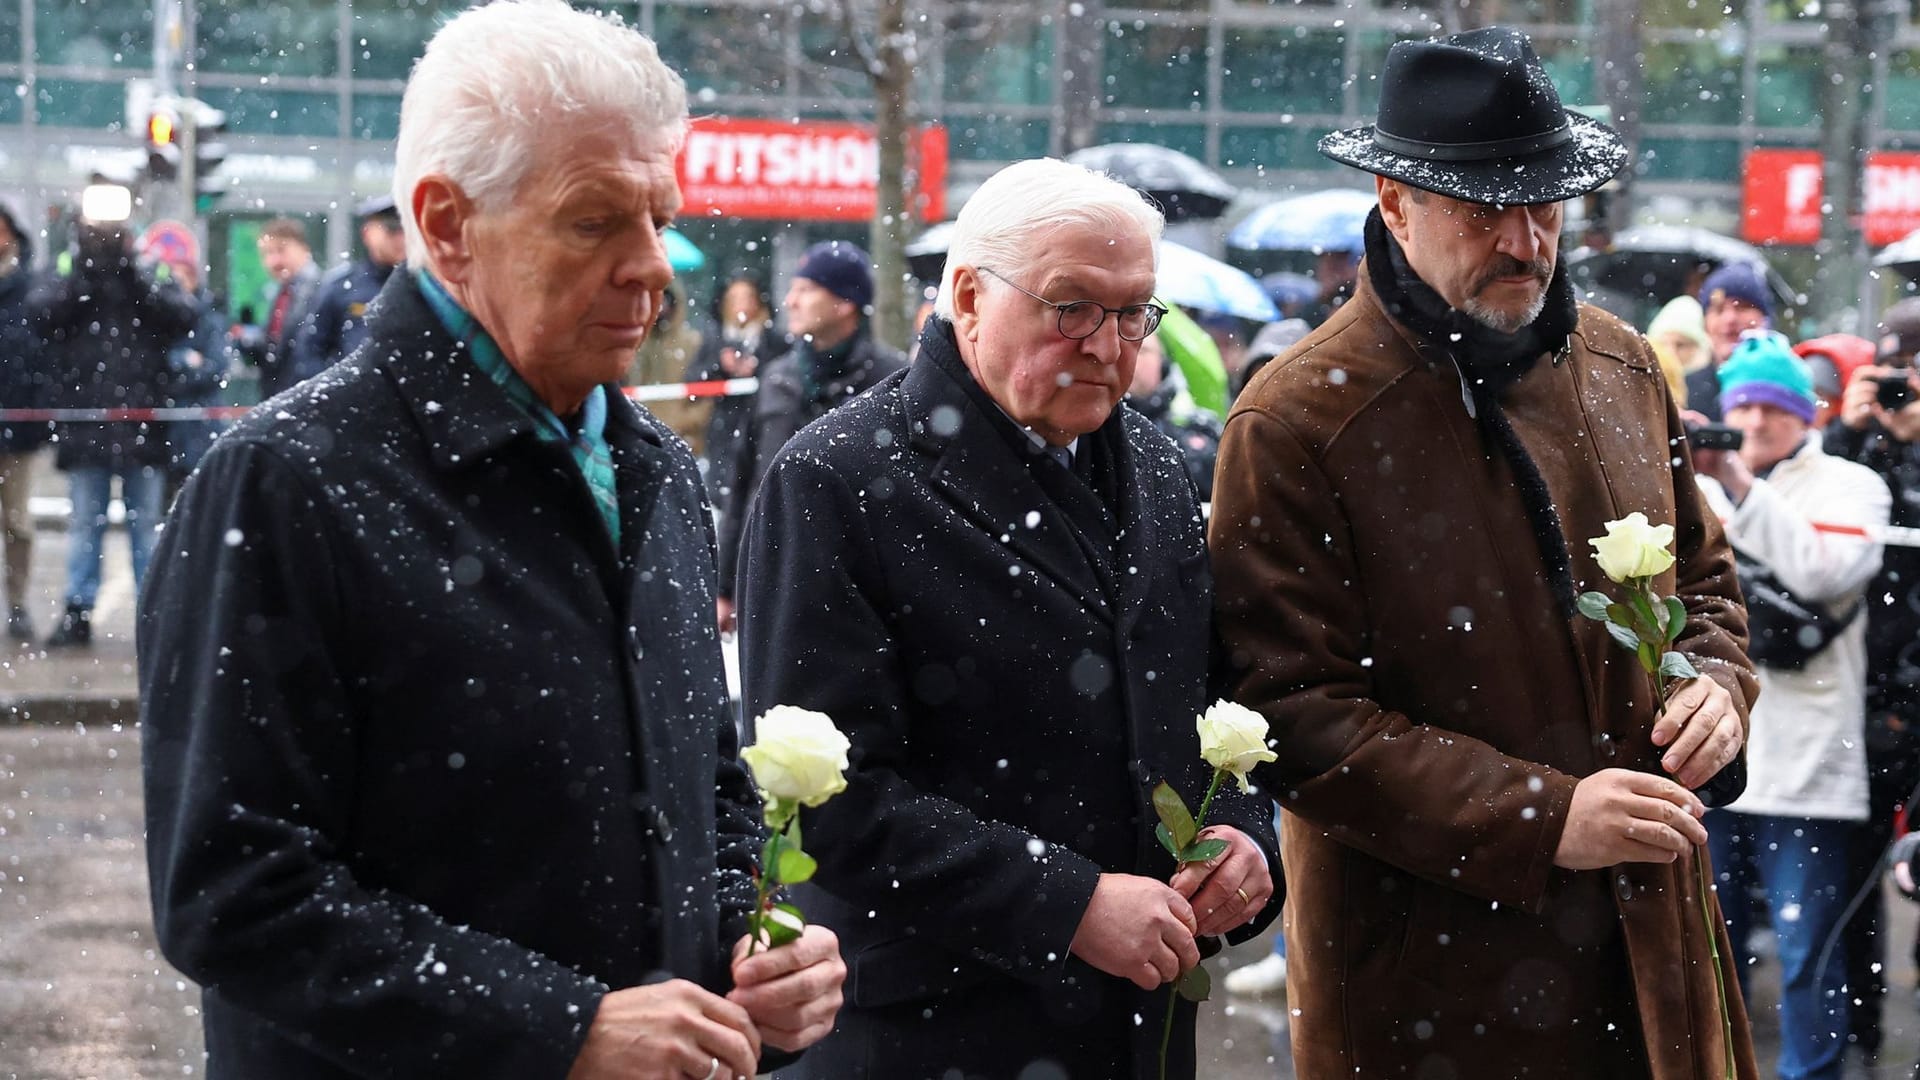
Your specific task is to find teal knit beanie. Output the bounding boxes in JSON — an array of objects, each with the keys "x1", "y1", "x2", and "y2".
[{"x1": 1717, "y1": 331, "x2": 1815, "y2": 423}]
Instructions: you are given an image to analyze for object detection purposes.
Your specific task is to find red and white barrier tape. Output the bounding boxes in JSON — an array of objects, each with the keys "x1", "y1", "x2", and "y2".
[
  {"x1": 0, "y1": 376, "x2": 760, "y2": 423},
  {"x1": 1811, "y1": 520, "x2": 1920, "y2": 549}
]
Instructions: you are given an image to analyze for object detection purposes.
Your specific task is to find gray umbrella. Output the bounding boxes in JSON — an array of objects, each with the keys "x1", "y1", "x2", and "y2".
[
  {"x1": 1565, "y1": 225, "x2": 1800, "y2": 328},
  {"x1": 1065, "y1": 143, "x2": 1237, "y2": 222}
]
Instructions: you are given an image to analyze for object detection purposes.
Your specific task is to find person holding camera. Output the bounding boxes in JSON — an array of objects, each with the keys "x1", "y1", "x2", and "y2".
[
  {"x1": 1692, "y1": 333, "x2": 1890, "y2": 1080},
  {"x1": 31, "y1": 202, "x2": 198, "y2": 648},
  {"x1": 1824, "y1": 297, "x2": 1920, "y2": 1057}
]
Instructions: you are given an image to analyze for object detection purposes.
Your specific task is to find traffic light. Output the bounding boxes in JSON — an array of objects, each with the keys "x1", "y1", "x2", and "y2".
[{"x1": 145, "y1": 106, "x2": 181, "y2": 182}]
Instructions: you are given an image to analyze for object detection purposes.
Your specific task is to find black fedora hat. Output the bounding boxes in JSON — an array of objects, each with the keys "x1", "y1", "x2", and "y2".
[{"x1": 1319, "y1": 26, "x2": 1627, "y2": 206}]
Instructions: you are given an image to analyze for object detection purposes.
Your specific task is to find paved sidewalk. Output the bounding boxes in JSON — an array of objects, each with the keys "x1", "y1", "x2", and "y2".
[{"x1": 0, "y1": 448, "x2": 140, "y2": 727}]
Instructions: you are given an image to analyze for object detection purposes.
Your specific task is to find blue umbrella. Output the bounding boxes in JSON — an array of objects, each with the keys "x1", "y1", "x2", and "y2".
[
  {"x1": 1156, "y1": 241, "x2": 1279, "y2": 323},
  {"x1": 664, "y1": 228, "x2": 705, "y2": 273},
  {"x1": 1228, "y1": 189, "x2": 1377, "y2": 254}
]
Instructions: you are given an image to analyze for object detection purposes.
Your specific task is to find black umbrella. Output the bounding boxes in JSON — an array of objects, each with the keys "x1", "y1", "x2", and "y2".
[
  {"x1": 1565, "y1": 225, "x2": 1801, "y2": 328},
  {"x1": 1873, "y1": 227, "x2": 1920, "y2": 282},
  {"x1": 904, "y1": 221, "x2": 956, "y2": 284},
  {"x1": 1064, "y1": 143, "x2": 1237, "y2": 222}
]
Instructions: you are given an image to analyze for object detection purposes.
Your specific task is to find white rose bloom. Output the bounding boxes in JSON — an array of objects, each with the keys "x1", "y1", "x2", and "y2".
[
  {"x1": 742, "y1": 706, "x2": 851, "y2": 808},
  {"x1": 1196, "y1": 700, "x2": 1278, "y2": 793},
  {"x1": 1589, "y1": 512, "x2": 1676, "y2": 584}
]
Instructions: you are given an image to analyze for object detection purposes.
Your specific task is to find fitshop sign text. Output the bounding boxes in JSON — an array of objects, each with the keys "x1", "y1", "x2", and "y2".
[{"x1": 678, "y1": 117, "x2": 948, "y2": 223}]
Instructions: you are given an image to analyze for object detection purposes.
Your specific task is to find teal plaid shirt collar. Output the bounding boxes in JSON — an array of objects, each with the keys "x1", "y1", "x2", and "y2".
[{"x1": 415, "y1": 269, "x2": 621, "y2": 546}]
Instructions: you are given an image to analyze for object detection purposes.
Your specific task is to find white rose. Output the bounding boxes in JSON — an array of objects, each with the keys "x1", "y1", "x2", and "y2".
[
  {"x1": 1589, "y1": 512, "x2": 1676, "y2": 584},
  {"x1": 1196, "y1": 700, "x2": 1278, "y2": 794},
  {"x1": 742, "y1": 706, "x2": 851, "y2": 808}
]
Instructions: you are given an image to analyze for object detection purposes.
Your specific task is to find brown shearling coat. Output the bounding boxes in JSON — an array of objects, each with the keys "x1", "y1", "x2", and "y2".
[{"x1": 1209, "y1": 272, "x2": 1760, "y2": 1079}]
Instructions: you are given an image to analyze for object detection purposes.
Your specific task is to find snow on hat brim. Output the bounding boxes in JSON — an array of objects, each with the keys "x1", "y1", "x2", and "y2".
[{"x1": 1320, "y1": 113, "x2": 1628, "y2": 206}]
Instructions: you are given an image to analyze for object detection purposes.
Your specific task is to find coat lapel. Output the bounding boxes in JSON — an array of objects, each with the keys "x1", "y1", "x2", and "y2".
[
  {"x1": 1106, "y1": 419, "x2": 1161, "y2": 629},
  {"x1": 902, "y1": 348, "x2": 1115, "y2": 620}
]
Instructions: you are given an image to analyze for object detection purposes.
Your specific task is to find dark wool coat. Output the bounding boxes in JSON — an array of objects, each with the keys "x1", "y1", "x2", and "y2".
[
  {"x1": 716, "y1": 327, "x2": 905, "y2": 598},
  {"x1": 32, "y1": 255, "x2": 198, "y2": 469},
  {"x1": 1210, "y1": 272, "x2": 1760, "y2": 1080},
  {"x1": 139, "y1": 271, "x2": 765, "y2": 1079},
  {"x1": 740, "y1": 319, "x2": 1279, "y2": 1080}
]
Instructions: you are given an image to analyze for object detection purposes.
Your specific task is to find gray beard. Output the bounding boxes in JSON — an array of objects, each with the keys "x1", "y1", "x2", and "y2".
[{"x1": 1462, "y1": 287, "x2": 1548, "y2": 335}]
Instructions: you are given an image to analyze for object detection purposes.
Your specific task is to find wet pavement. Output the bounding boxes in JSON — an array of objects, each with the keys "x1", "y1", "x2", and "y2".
[{"x1": 3, "y1": 446, "x2": 1920, "y2": 1076}]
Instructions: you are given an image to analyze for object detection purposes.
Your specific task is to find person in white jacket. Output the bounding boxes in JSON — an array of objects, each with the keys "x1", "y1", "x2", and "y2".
[{"x1": 1692, "y1": 331, "x2": 1891, "y2": 1080}]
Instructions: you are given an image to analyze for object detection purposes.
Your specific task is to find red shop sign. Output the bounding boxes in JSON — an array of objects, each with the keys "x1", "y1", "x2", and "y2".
[
  {"x1": 1742, "y1": 148, "x2": 1920, "y2": 247},
  {"x1": 677, "y1": 117, "x2": 948, "y2": 223}
]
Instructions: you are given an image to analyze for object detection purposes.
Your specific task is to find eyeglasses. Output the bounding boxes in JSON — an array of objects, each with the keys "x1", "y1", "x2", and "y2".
[{"x1": 977, "y1": 267, "x2": 1167, "y2": 342}]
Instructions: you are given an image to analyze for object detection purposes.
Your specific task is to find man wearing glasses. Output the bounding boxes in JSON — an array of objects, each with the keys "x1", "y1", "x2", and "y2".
[{"x1": 736, "y1": 157, "x2": 1278, "y2": 1078}]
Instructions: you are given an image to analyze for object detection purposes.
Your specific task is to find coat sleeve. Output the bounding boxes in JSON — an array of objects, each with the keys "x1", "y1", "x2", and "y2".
[
  {"x1": 739, "y1": 453, "x2": 1102, "y2": 984},
  {"x1": 139, "y1": 439, "x2": 603, "y2": 1079},
  {"x1": 1722, "y1": 464, "x2": 1889, "y2": 605},
  {"x1": 1209, "y1": 407, "x2": 1578, "y2": 913},
  {"x1": 1659, "y1": 396, "x2": 1759, "y2": 806}
]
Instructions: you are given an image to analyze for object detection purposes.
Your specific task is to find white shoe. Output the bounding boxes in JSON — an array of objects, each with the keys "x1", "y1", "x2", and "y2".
[{"x1": 1224, "y1": 952, "x2": 1288, "y2": 996}]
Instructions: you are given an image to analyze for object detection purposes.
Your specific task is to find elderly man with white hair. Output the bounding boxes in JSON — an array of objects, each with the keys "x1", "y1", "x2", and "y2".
[
  {"x1": 737, "y1": 158, "x2": 1279, "y2": 1079},
  {"x1": 137, "y1": 4, "x2": 843, "y2": 1078}
]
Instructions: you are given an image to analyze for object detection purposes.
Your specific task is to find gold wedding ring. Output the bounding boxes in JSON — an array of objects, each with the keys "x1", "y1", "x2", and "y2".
[{"x1": 1235, "y1": 887, "x2": 1250, "y2": 905}]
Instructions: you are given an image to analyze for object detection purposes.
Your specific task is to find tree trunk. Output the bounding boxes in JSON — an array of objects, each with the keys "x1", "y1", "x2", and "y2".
[
  {"x1": 1593, "y1": 0, "x2": 1643, "y2": 234},
  {"x1": 868, "y1": 0, "x2": 913, "y2": 352},
  {"x1": 1815, "y1": 0, "x2": 1867, "y2": 333}
]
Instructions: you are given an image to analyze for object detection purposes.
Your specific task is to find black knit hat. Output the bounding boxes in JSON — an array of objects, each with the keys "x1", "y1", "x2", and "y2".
[
  {"x1": 796, "y1": 241, "x2": 874, "y2": 311},
  {"x1": 1319, "y1": 26, "x2": 1628, "y2": 205}
]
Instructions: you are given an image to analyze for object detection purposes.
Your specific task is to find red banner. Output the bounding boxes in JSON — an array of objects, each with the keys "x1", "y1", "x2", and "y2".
[
  {"x1": 1743, "y1": 148, "x2": 1920, "y2": 247},
  {"x1": 677, "y1": 117, "x2": 947, "y2": 223}
]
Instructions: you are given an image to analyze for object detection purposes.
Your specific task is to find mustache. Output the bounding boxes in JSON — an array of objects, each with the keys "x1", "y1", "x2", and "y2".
[{"x1": 1472, "y1": 255, "x2": 1553, "y2": 295}]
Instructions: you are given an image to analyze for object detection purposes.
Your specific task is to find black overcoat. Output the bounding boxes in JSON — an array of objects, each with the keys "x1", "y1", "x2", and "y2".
[
  {"x1": 139, "y1": 271, "x2": 765, "y2": 1079},
  {"x1": 739, "y1": 318, "x2": 1279, "y2": 1080}
]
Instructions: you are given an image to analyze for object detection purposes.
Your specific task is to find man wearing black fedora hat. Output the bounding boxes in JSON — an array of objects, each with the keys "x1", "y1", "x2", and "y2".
[{"x1": 1210, "y1": 26, "x2": 1760, "y2": 1080}]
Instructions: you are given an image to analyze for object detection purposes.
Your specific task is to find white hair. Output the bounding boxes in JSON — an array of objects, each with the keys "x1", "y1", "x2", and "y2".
[
  {"x1": 392, "y1": 0, "x2": 689, "y2": 266},
  {"x1": 934, "y1": 158, "x2": 1164, "y2": 319}
]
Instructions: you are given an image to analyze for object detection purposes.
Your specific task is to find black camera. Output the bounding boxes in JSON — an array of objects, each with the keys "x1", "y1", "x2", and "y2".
[
  {"x1": 1874, "y1": 372, "x2": 1917, "y2": 412},
  {"x1": 1685, "y1": 422, "x2": 1744, "y2": 452}
]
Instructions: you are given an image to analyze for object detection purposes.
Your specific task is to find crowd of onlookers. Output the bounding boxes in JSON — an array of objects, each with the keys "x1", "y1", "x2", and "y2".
[{"x1": 0, "y1": 195, "x2": 404, "y2": 647}]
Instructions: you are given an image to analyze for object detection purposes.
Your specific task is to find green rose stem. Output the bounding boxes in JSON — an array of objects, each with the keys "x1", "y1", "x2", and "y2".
[
  {"x1": 1646, "y1": 666, "x2": 1737, "y2": 1080},
  {"x1": 745, "y1": 796, "x2": 811, "y2": 959},
  {"x1": 1158, "y1": 767, "x2": 1226, "y2": 1080},
  {"x1": 1582, "y1": 556, "x2": 1733, "y2": 1080}
]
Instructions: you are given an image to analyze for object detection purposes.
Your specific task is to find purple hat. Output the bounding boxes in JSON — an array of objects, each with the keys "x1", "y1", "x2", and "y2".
[{"x1": 1698, "y1": 262, "x2": 1773, "y2": 320}]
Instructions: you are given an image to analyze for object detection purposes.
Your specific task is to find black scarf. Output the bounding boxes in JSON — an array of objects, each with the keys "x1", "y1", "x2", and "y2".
[
  {"x1": 1363, "y1": 208, "x2": 1581, "y2": 618},
  {"x1": 797, "y1": 326, "x2": 863, "y2": 405}
]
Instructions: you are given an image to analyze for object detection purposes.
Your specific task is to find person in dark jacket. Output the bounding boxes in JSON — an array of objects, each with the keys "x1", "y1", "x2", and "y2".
[
  {"x1": 686, "y1": 269, "x2": 785, "y2": 507},
  {"x1": 158, "y1": 255, "x2": 230, "y2": 493},
  {"x1": 287, "y1": 195, "x2": 405, "y2": 386},
  {"x1": 0, "y1": 196, "x2": 49, "y2": 640},
  {"x1": 232, "y1": 216, "x2": 322, "y2": 398},
  {"x1": 1825, "y1": 298, "x2": 1920, "y2": 1056},
  {"x1": 139, "y1": 5, "x2": 844, "y2": 1078},
  {"x1": 33, "y1": 211, "x2": 198, "y2": 648},
  {"x1": 738, "y1": 158, "x2": 1279, "y2": 1080},
  {"x1": 713, "y1": 241, "x2": 904, "y2": 634}
]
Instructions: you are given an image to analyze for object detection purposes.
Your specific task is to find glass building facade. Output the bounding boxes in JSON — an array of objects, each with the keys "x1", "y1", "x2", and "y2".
[{"x1": 0, "y1": 0, "x2": 1907, "y2": 301}]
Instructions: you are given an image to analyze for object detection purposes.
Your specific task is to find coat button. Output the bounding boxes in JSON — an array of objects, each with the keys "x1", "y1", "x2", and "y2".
[
  {"x1": 1597, "y1": 733, "x2": 1616, "y2": 759},
  {"x1": 1615, "y1": 873, "x2": 1633, "y2": 901},
  {"x1": 654, "y1": 808, "x2": 674, "y2": 842},
  {"x1": 627, "y1": 625, "x2": 645, "y2": 661}
]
